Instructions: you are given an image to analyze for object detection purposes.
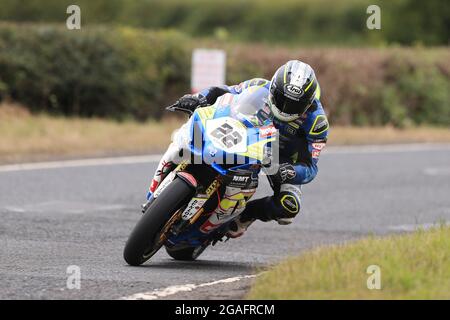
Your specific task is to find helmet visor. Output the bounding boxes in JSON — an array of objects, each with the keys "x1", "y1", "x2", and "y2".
[{"x1": 271, "y1": 88, "x2": 312, "y2": 116}]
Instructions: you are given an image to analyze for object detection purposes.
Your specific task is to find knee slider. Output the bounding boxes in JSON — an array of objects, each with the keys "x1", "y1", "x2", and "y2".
[{"x1": 277, "y1": 184, "x2": 302, "y2": 218}]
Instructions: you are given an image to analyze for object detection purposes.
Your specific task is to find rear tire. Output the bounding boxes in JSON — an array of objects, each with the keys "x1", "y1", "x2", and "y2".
[
  {"x1": 123, "y1": 178, "x2": 194, "y2": 266},
  {"x1": 165, "y1": 244, "x2": 208, "y2": 261}
]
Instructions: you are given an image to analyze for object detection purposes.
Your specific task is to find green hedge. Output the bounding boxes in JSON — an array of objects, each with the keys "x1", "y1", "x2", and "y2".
[
  {"x1": 0, "y1": 24, "x2": 449, "y2": 126},
  {"x1": 0, "y1": 0, "x2": 448, "y2": 46},
  {"x1": 0, "y1": 23, "x2": 190, "y2": 119}
]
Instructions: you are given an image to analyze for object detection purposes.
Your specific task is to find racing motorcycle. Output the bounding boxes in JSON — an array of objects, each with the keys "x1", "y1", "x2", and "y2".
[{"x1": 123, "y1": 87, "x2": 278, "y2": 266}]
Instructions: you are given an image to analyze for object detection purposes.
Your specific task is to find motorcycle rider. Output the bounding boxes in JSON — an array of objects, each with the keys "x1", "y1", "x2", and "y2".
[{"x1": 148, "y1": 60, "x2": 329, "y2": 238}]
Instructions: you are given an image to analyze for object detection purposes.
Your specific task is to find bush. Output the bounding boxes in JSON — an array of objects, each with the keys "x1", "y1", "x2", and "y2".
[
  {"x1": 0, "y1": 23, "x2": 190, "y2": 119},
  {"x1": 384, "y1": 55, "x2": 450, "y2": 126}
]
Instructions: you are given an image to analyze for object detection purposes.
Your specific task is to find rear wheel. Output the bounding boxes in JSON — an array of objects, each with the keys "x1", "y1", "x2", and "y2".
[
  {"x1": 165, "y1": 244, "x2": 209, "y2": 261},
  {"x1": 123, "y1": 178, "x2": 194, "y2": 266}
]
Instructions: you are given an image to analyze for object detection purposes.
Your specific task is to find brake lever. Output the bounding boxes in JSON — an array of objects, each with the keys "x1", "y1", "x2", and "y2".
[
  {"x1": 165, "y1": 101, "x2": 194, "y2": 115},
  {"x1": 165, "y1": 101, "x2": 180, "y2": 112}
]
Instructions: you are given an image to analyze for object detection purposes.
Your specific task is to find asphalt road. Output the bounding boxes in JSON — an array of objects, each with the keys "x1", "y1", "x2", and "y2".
[{"x1": 1, "y1": 144, "x2": 450, "y2": 299}]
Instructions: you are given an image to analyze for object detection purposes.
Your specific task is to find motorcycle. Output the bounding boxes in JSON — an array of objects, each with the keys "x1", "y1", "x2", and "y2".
[{"x1": 123, "y1": 86, "x2": 278, "y2": 266}]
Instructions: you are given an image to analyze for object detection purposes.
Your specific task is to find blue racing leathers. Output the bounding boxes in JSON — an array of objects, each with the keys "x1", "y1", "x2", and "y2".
[{"x1": 197, "y1": 78, "x2": 329, "y2": 222}]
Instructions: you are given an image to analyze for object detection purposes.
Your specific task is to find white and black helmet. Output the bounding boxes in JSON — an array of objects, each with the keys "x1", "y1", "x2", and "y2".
[{"x1": 269, "y1": 60, "x2": 318, "y2": 122}]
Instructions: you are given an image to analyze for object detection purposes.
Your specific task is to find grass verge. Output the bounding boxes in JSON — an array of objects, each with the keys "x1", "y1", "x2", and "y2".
[
  {"x1": 0, "y1": 103, "x2": 181, "y2": 163},
  {"x1": 247, "y1": 226, "x2": 450, "y2": 299},
  {"x1": 1, "y1": 103, "x2": 450, "y2": 164}
]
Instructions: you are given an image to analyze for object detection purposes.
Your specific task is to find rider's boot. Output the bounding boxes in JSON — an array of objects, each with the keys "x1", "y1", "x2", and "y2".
[
  {"x1": 225, "y1": 195, "x2": 263, "y2": 238},
  {"x1": 226, "y1": 216, "x2": 255, "y2": 238},
  {"x1": 225, "y1": 194, "x2": 296, "y2": 237}
]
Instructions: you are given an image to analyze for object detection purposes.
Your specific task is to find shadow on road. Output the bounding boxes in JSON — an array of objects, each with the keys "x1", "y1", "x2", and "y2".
[{"x1": 124, "y1": 258, "x2": 262, "y2": 273}]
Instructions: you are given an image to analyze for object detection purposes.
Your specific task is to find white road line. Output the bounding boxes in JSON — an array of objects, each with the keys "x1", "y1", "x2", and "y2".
[
  {"x1": 0, "y1": 155, "x2": 162, "y2": 173},
  {"x1": 1, "y1": 143, "x2": 449, "y2": 173},
  {"x1": 121, "y1": 274, "x2": 259, "y2": 300},
  {"x1": 424, "y1": 167, "x2": 450, "y2": 176},
  {"x1": 388, "y1": 221, "x2": 449, "y2": 232},
  {"x1": 324, "y1": 143, "x2": 450, "y2": 155}
]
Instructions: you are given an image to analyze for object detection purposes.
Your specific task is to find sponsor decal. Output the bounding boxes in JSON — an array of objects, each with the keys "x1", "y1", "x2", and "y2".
[
  {"x1": 228, "y1": 175, "x2": 253, "y2": 188},
  {"x1": 285, "y1": 84, "x2": 304, "y2": 98},
  {"x1": 312, "y1": 150, "x2": 321, "y2": 159},
  {"x1": 231, "y1": 173, "x2": 257, "y2": 188},
  {"x1": 259, "y1": 125, "x2": 277, "y2": 138},
  {"x1": 312, "y1": 141, "x2": 326, "y2": 158},
  {"x1": 279, "y1": 164, "x2": 297, "y2": 182},
  {"x1": 286, "y1": 126, "x2": 297, "y2": 135},
  {"x1": 181, "y1": 198, "x2": 206, "y2": 220},
  {"x1": 312, "y1": 142, "x2": 326, "y2": 150},
  {"x1": 310, "y1": 115, "x2": 329, "y2": 135},
  {"x1": 176, "y1": 160, "x2": 189, "y2": 172},
  {"x1": 281, "y1": 194, "x2": 299, "y2": 214},
  {"x1": 205, "y1": 179, "x2": 220, "y2": 197},
  {"x1": 232, "y1": 176, "x2": 250, "y2": 183},
  {"x1": 315, "y1": 120, "x2": 327, "y2": 130},
  {"x1": 153, "y1": 172, "x2": 175, "y2": 198}
]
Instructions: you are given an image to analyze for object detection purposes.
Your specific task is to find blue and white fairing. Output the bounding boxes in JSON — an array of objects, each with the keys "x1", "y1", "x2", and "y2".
[{"x1": 176, "y1": 86, "x2": 277, "y2": 176}]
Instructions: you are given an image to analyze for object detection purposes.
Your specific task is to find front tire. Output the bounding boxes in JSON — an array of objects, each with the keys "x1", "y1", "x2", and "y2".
[{"x1": 123, "y1": 178, "x2": 194, "y2": 266}]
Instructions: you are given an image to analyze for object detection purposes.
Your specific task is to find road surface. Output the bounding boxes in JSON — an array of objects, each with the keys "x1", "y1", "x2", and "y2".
[{"x1": 1, "y1": 144, "x2": 449, "y2": 299}]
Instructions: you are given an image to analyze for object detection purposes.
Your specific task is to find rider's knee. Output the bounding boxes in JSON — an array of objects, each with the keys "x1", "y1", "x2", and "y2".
[{"x1": 276, "y1": 184, "x2": 302, "y2": 221}]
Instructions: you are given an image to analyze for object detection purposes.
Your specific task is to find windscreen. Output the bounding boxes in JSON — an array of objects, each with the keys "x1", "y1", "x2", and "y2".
[{"x1": 230, "y1": 87, "x2": 268, "y2": 127}]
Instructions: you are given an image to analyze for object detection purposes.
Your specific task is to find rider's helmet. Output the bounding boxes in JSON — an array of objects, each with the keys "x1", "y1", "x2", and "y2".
[{"x1": 268, "y1": 60, "x2": 319, "y2": 122}]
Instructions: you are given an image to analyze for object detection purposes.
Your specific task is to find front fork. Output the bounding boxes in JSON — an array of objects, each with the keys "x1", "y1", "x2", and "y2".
[
  {"x1": 170, "y1": 177, "x2": 221, "y2": 235},
  {"x1": 142, "y1": 159, "x2": 223, "y2": 230},
  {"x1": 142, "y1": 160, "x2": 192, "y2": 213}
]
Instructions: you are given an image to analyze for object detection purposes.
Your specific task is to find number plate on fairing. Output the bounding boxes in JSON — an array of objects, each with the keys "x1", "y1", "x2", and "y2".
[{"x1": 206, "y1": 117, "x2": 247, "y2": 153}]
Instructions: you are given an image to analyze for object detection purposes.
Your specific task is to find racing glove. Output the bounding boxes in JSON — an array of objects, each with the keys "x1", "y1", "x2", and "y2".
[
  {"x1": 167, "y1": 94, "x2": 208, "y2": 115},
  {"x1": 269, "y1": 163, "x2": 297, "y2": 187}
]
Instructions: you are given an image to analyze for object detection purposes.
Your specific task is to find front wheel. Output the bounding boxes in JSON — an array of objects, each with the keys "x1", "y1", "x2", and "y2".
[{"x1": 123, "y1": 178, "x2": 194, "y2": 266}]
